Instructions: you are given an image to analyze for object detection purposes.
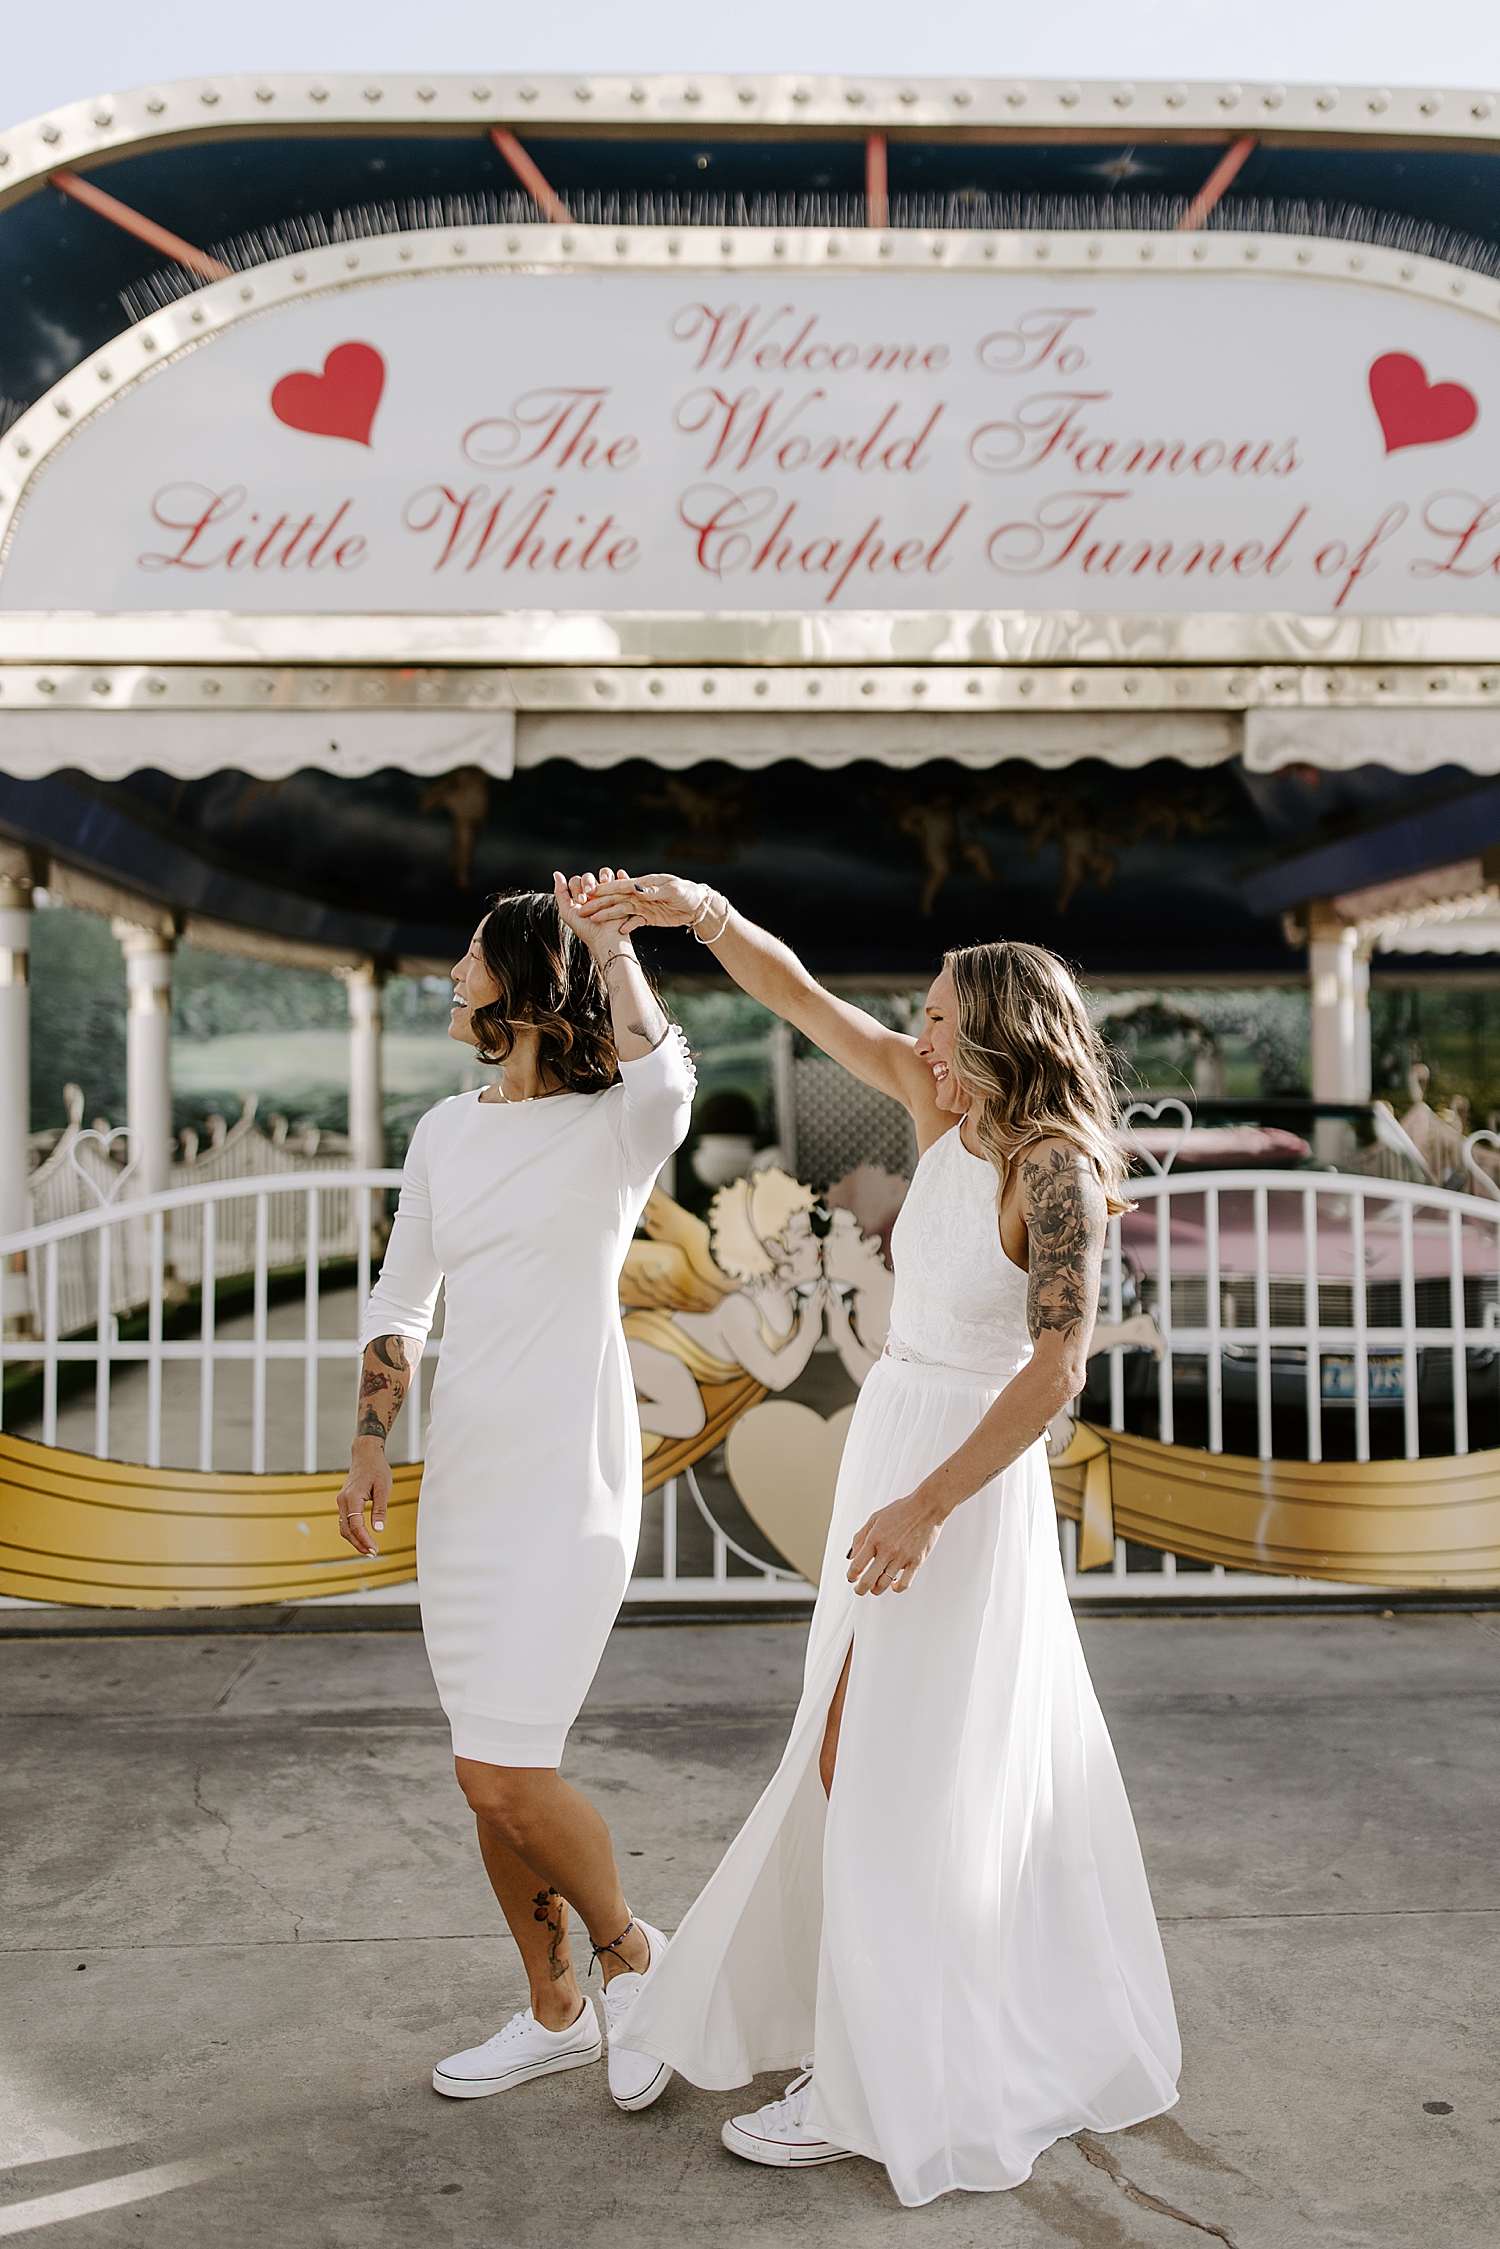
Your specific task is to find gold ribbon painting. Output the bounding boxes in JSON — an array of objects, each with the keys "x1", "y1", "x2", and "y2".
[{"x1": 1048, "y1": 1421, "x2": 1500, "y2": 1590}]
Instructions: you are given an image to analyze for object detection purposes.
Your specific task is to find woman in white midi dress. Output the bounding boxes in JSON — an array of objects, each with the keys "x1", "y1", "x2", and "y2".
[
  {"x1": 336, "y1": 880, "x2": 694, "y2": 2112},
  {"x1": 573, "y1": 872, "x2": 1181, "y2": 2209}
]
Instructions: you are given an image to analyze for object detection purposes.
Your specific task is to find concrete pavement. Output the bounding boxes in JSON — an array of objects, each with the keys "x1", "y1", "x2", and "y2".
[{"x1": 2, "y1": 1610, "x2": 1497, "y2": 2246}]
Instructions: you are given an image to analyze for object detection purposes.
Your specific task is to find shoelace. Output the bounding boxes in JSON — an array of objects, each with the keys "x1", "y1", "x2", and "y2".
[
  {"x1": 761, "y1": 2056, "x2": 817, "y2": 2128},
  {"x1": 479, "y1": 2010, "x2": 529, "y2": 2052}
]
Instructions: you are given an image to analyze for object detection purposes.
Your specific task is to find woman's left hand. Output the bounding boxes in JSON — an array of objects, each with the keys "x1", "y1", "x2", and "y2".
[
  {"x1": 847, "y1": 1486, "x2": 945, "y2": 1595},
  {"x1": 553, "y1": 869, "x2": 639, "y2": 960}
]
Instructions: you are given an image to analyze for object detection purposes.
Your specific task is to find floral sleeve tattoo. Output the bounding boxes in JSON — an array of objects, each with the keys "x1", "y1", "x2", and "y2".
[
  {"x1": 1020, "y1": 1147, "x2": 1106, "y2": 1344},
  {"x1": 356, "y1": 1334, "x2": 412, "y2": 1443}
]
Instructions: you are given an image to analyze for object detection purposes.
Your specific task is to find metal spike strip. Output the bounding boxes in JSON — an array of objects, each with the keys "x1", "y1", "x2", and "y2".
[{"x1": 114, "y1": 189, "x2": 1500, "y2": 328}]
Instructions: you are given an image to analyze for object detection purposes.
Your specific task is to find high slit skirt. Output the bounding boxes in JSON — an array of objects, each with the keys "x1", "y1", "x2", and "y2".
[{"x1": 617, "y1": 1352, "x2": 1182, "y2": 2207}]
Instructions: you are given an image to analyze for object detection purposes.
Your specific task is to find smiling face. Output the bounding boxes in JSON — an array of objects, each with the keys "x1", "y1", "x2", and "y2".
[
  {"x1": 448, "y1": 919, "x2": 501, "y2": 1048},
  {"x1": 914, "y1": 963, "x2": 968, "y2": 1114}
]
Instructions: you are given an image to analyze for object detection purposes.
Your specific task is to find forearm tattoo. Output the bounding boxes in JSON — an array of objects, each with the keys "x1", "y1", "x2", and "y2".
[
  {"x1": 602, "y1": 951, "x2": 668, "y2": 1048},
  {"x1": 1021, "y1": 1148, "x2": 1106, "y2": 1343},
  {"x1": 355, "y1": 1334, "x2": 412, "y2": 1443},
  {"x1": 533, "y1": 1887, "x2": 570, "y2": 1981}
]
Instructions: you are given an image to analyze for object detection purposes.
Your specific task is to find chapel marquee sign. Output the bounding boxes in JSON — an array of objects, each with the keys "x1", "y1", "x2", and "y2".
[{"x1": 1, "y1": 232, "x2": 1497, "y2": 622}]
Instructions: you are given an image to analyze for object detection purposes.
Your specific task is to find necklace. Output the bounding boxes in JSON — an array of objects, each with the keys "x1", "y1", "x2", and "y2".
[{"x1": 483, "y1": 1076, "x2": 559, "y2": 1105}]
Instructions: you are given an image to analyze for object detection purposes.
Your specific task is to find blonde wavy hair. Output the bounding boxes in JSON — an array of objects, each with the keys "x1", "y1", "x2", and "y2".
[{"x1": 946, "y1": 941, "x2": 1132, "y2": 1217}]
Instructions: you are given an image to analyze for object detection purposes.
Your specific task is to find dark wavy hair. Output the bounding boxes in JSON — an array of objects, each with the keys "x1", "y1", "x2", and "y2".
[{"x1": 468, "y1": 890, "x2": 619, "y2": 1093}]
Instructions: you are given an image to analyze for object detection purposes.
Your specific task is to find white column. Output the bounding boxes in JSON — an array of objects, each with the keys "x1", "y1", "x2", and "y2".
[
  {"x1": 1308, "y1": 901, "x2": 1371, "y2": 1164},
  {"x1": 1352, "y1": 946, "x2": 1372, "y2": 1107},
  {"x1": 0, "y1": 852, "x2": 33, "y2": 1334},
  {"x1": 113, "y1": 922, "x2": 176, "y2": 1195},
  {"x1": 345, "y1": 962, "x2": 386, "y2": 1170}
]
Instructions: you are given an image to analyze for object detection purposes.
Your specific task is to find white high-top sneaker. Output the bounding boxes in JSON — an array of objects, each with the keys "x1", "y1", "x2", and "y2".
[
  {"x1": 432, "y1": 1998, "x2": 601, "y2": 2098},
  {"x1": 721, "y1": 2059, "x2": 855, "y2": 2167},
  {"x1": 600, "y1": 1919, "x2": 673, "y2": 2112}
]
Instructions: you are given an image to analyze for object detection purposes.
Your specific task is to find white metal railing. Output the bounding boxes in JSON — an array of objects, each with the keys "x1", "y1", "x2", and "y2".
[
  {"x1": 1062, "y1": 1165, "x2": 1500, "y2": 1598},
  {"x1": 0, "y1": 1173, "x2": 811, "y2": 1606},
  {"x1": 1, "y1": 1172, "x2": 409, "y2": 1476},
  {"x1": 23, "y1": 1136, "x2": 364, "y2": 1343},
  {"x1": 9, "y1": 1164, "x2": 1494, "y2": 1610}
]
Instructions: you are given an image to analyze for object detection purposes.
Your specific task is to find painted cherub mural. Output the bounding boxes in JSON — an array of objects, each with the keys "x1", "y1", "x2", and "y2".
[
  {"x1": 622, "y1": 1170, "x2": 823, "y2": 1451},
  {"x1": 618, "y1": 1167, "x2": 904, "y2": 1489},
  {"x1": 819, "y1": 1205, "x2": 897, "y2": 1384}
]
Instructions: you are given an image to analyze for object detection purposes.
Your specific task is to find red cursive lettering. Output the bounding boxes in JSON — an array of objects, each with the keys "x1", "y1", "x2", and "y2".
[
  {"x1": 674, "y1": 386, "x2": 943, "y2": 476},
  {"x1": 978, "y1": 309, "x2": 1094, "y2": 377},
  {"x1": 462, "y1": 390, "x2": 638, "y2": 473},
  {"x1": 139, "y1": 485, "x2": 366, "y2": 573},
  {"x1": 679, "y1": 484, "x2": 966, "y2": 603},
  {"x1": 1411, "y1": 491, "x2": 1500, "y2": 580},
  {"x1": 987, "y1": 493, "x2": 1309, "y2": 581},
  {"x1": 971, "y1": 395, "x2": 1299, "y2": 481},
  {"x1": 403, "y1": 484, "x2": 638, "y2": 575},
  {"x1": 669, "y1": 301, "x2": 949, "y2": 378},
  {"x1": 1314, "y1": 503, "x2": 1407, "y2": 608}
]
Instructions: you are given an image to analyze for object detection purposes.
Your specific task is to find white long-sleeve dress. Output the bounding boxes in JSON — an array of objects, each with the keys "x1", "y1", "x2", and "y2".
[
  {"x1": 361, "y1": 1032, "x2": 694, "y2": 1767},
  {"x1": 618, "y1": 1122, "x2": 1181, "y2": 2207}
]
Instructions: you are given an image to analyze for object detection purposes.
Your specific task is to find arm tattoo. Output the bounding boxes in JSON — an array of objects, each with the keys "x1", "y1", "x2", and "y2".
[
  {"x1": 355, "y1": 1334, "x2": 411, "y2": 1443},
  {"x1": 1021, "y1": 1148, "x2": 1106, "y2": 1344}
]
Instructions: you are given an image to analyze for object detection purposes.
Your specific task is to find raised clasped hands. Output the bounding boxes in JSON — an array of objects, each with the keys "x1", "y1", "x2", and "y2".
[
  {"x1": 568, "y1": 870, "x2": 711, "y2": 938},
  {"x1": 552, "y1": 867, "x2": 642, "y2": 961},
  {"x1": 846, "y1": 1484, "x2": 946, "y2": 1597}
]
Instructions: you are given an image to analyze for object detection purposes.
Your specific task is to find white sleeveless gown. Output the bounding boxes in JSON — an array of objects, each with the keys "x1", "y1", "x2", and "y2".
[{"x1": 618, "y1": 1123, "x2": 1181, "y2": 2207}]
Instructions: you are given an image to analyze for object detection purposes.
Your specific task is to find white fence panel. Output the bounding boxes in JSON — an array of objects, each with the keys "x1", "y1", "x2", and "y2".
[{"x1": 1069, "y1": 1164, "x2": 1500, "y2": 1598}]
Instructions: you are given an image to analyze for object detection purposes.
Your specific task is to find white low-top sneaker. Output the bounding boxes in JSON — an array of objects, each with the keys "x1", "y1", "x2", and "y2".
[
  {"x1": 432, "y1": 1999, "x2": 602, "y2": 2099},
  {"x1": 721, "y1": 2058, "x2": 855, "y2": 2167},
  {"x1": 601, "y1": 1919, "x2": 673, "y2": 2112}
]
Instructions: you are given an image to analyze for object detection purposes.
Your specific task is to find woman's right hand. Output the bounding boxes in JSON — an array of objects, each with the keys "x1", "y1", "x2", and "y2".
[
  {"x1": 571, "y1": 872, "x2": 715, "y2": 934},
  {"x1": 337, "y1": 1438, "x2": 392, "y2": 1557}
]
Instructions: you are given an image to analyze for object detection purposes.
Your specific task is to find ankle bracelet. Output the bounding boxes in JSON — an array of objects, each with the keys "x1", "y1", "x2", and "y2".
[{"x1": 588, "y1": 1914, "x2": 636, "y2": 1975}]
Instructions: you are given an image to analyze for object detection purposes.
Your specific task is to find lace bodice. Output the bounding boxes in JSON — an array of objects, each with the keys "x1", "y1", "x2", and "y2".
[{"x1": 885, "y1": 1125, "x2": 1033, "y2": 1381}]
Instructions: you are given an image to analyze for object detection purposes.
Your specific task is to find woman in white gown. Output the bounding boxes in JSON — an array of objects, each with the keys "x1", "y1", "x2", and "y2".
[
  {"x1": 336, "y1": 879, "x2": 694, "y2": 2113},
  {"x1": 573, "y1": 872, "x2": 1180, "y2": 2209}
]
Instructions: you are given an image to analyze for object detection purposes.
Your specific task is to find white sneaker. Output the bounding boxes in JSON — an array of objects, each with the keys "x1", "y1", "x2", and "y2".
[
  {"x1": 601, "y1": 1919, "x2": 673, "y2": 2112},
  {"x1": 432, "y1": 1999, "x2": 601, "y2": 2099},
  {"x1": 721, "y1": 2059, "x2": 855, "y2": 2168}
]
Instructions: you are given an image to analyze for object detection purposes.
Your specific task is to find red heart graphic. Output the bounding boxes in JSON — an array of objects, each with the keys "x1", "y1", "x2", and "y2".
[
  {"x1": 270, "y1": 342, "x2": 385, "y2": 446},
  {"x1": 1368, "y1": 352, "x2": 1479, "y2": 453}
]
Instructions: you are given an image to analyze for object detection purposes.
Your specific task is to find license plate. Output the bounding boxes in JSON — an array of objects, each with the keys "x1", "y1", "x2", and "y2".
[{"x1": 1322, "y1": 1355, "x2": 1405, "y2": 1401}]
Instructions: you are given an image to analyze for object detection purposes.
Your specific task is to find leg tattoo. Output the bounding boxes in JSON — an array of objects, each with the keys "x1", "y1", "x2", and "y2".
[{"x1": 532, "y1": 1887, "x2": 570, "y2": 1981}]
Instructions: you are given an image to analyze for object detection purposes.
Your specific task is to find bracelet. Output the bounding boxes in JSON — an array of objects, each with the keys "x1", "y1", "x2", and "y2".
[
  {"x1": 601, "y1": 949, "x2": 638, "y2": 975},
  {"x1": 691, "y1": 891, "x2": 731, "y2": 946}
]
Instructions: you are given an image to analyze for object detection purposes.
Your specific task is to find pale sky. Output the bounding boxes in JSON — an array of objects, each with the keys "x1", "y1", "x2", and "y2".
[{"x1": 5, "y1": 0, "x2": 1500, "y2": 134}]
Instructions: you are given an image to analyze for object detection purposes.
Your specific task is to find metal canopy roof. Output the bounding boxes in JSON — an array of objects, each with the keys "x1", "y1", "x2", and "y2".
[{"x1": 4, "y1": 71, "x2": 1500, "y2": 425}]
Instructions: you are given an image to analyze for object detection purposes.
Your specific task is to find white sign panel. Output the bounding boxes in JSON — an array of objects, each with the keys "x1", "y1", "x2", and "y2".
[{"x1": 3, "y1": 266, "x2": 1498, "y2": 616}]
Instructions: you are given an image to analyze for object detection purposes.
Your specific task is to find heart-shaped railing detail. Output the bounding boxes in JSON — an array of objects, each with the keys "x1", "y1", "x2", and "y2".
[
  {"x1": 1462, "y1": 1129, "x2": 1500, "y2": 1204},
  {"x1": 66, "y1": 1126, "x2": 142, "y2": 1207},
  {"x1": 1121, "y1": 1097, "x2": 1193, "y2": 1178}
]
